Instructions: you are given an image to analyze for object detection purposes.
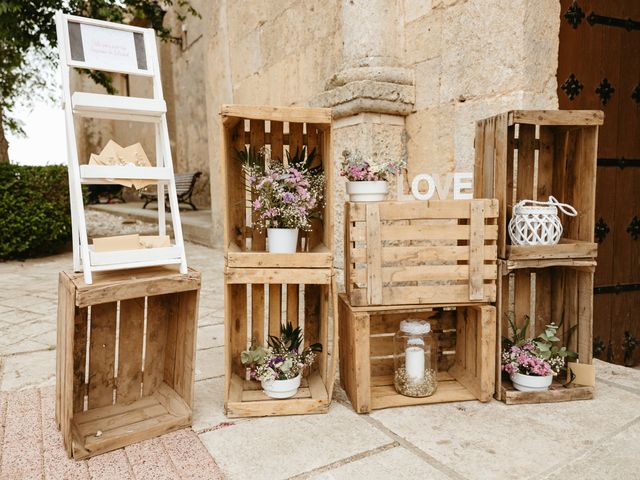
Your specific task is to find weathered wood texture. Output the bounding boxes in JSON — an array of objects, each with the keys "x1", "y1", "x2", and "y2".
[
  {"x1": 344, "y1": 200, "x2": 499, "y2": 307},
  {"x1": 496, "y1": 261, "x2": 594, "y2": 403},
  {"x1": 223, "y1": 271, "x2": 339, "y2": 418},
  {"x1": 474, "y1": 110, "x2": 603, "y2": 261},
  {"x1": 338, "y1": 294, "x2": 496, "y2": 413},
  {"x1": 220, "y1": 105, "x2": 333, "y2": 267},
  {"x1": 56, "y1": 269, "x2": 200, "y2": 459}
]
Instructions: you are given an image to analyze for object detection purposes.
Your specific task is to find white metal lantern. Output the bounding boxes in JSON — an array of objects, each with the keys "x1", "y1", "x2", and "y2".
[{"x1": 508, "y1": 196, "x2": 577, "y2": 246}]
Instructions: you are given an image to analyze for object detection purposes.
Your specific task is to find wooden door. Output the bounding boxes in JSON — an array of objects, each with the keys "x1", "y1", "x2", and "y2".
[{"x1": 558, "y1": 1, "x2": 640, "y2": 365}]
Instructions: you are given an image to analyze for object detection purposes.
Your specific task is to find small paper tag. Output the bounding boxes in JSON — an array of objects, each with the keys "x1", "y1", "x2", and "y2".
[{"x1": 567, "y1": 362, "x2": 596, "y2": 387}]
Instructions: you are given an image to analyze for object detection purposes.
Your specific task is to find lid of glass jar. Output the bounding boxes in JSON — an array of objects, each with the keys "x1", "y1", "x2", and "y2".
[{"x1": 399, "y1": 320, "x2": 431, "y2": 335}]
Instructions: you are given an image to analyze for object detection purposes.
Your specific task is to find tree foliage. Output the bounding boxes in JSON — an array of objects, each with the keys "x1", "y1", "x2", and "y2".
[{"x1": 0, "y1": 0, "x2": 198, "y2": 161}]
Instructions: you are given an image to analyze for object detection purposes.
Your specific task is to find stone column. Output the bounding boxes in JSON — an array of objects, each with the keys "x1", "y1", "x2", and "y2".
[{"x1": 312, "y1": 0, "x2": 414, "y2": 278}]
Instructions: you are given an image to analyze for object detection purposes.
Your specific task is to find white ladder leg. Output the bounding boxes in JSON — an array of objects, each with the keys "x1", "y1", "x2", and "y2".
[{"x1": 156, "y1": 125, "x2": 166, "y2": 236}]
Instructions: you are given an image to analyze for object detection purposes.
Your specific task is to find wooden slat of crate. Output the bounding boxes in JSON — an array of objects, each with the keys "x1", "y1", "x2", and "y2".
[
  {"x1": 499, "y1": 380, "x2": 594, "y2": 405},
  {"x1": 56, "y1": 269, "x2": 200, "y2": 459},
  {"x1": 345, "y1": 200, "x2": 499, "y2": 307},
  {"x1": 223, "y1": 271, "x2": 338, "y2": 417},
  {"x1": 474, "y1": 110, "x2": 603, "y2": 260},
  {"x1": 508, "y1": 110, "x2": 604, "y2": 126},
  {"x1": 221, "y1": 104, "x2": 332, "y2": 125},
  {"x1": 495, "y1": 261, "x2": 594, "y2": 403},
  {"x1": 117, "y1": 298, "x2": 144, "y2": 405},
  {"x1": 71, "y1": 383, "x2": 190, "y2": 459},
  {"x1": 338, "y1": 294, "x2": 495, "y2": 413},
  {"x1": 88, "y1": 302, "x2": 116, "y2": 409},
  {"x1": 65, "y1": 266, "x2": 200, "y2": 308}
]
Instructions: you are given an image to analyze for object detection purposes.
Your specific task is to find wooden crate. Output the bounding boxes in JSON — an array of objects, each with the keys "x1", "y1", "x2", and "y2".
[
  {"x1": 220, "y1": 105, "x2": 333, "y2": 269},
  {"x1": 496, "y1": 260, "x2": 595, "y2": 404},
  {"x1": 56, "y1": 267, "x2": 200, "y2": 459},
  {"x1": 344, "y1": 199, "x2": 499, "y2": 307},
  {"x1": 224, "y1": 267, "x2": 338, "y2": 417},
  {"x1": 338, "y1": 294, "x2": 495, "y2": 413},
  {"x1": 474, "y1": 110, "x2": 603, "y2": 263}
]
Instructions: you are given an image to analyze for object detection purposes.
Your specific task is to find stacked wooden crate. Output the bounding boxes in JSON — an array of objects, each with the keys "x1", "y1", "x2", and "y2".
[
  {"x1": 474, "y1": 110, "x2": 604, "y2": 404},
  {"x1": 56, "y1": 267, "x2": 200, "y2": 459},
  {"x1": 220, "y1": 105, "x2": 338, "y2": 417},
  {"x1": 340, "y1": 199, "x2": 499, "y2": 413}
]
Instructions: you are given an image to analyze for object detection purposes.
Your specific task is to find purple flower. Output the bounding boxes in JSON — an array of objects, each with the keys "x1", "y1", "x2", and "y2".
[{"x1": 282, "y1": 192, "x2": 295, "y2": 203}]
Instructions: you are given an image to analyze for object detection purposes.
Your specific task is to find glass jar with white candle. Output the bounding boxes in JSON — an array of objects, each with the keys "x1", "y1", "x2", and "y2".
[{"x1": 393, "y1": 320, "x2": 437, "y2": 397}]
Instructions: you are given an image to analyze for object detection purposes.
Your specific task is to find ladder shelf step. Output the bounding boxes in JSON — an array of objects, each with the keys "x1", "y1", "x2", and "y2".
[
  {"x1": 89, "y1": 245, "x2": 183, "y2": 267},
  {"x1": 80, "y1": 165, "x2": 172, "y2": 182},
  {"x1": 71, "y1": 92, "x2": 166, "y2": 122}
]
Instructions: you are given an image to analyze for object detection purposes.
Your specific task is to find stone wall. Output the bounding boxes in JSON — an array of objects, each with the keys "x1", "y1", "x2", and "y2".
[
  {"x1": 403, "y1": 0, "x2": 560, "y2": 178},
  {"x1": 203, "y1": 0, "x2": 344, "y2": 243},
  {"x1": 71, "y1": 0, "x2": 562, "y2": 254}
]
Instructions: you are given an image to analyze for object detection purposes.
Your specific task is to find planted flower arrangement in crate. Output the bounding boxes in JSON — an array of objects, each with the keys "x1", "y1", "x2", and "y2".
[
  {"x1": 221, "y1": 105, "x2": 333, "y2": 269},
  {"x1": 241, "y1": 322, "x2": 322, "y2": 399},
  {"x1": 499, "y1": 316, "x2": 593, "y2": 404},
  {"x1": 340, "y1": 149, "x2": 406, "y2": 202},
  {"x1": 241, "y1": 146, "x2": 325, "y2": 253},
  {"x1": 502, "y1": 319, "x2": 576, "y2": 393}
]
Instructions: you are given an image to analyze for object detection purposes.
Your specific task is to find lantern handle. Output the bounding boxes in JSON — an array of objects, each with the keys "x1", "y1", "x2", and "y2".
[{"x1": 513, "y1": 196, "x2": 577, "y2": 216}]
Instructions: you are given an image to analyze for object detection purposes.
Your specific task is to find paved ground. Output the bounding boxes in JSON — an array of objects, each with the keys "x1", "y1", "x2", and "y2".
[
  {"x1": 2, "y1": 223, "x2": 640, "y2": 478},
  {"x1": 0, "y1": 387, "x2": 222, "y2": 479}
]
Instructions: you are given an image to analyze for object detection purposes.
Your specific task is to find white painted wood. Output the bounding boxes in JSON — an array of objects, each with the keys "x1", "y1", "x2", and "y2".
[
  {"x1": 61, "y1": 13, "x2": 154, "y2": 77},
  {"x1": 89, "y1": 245, "x2": 182, "y2": 266},
  {"x1": 72, "y1": 92, "x2": 166, "y2": 121},
  {"x1": 56, "y1": 12, "x2": 189, "y2": 283},
  {"x1": 80, "y1": 165, "x2": 172, "y2": 181}
]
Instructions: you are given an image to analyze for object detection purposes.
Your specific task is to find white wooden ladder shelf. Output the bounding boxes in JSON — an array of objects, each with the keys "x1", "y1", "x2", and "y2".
[{"x1": 55, "y1": 13, "x2": 188, "y2": 284}]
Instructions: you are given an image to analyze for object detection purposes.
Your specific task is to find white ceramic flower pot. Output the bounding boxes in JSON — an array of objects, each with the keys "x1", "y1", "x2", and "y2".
[
  {"x1": 267, "y1": 228, "x2": 298, "y2": 253},
  {"x1": 346, "y1": 180, "x2": 388, "y2": 202},
  {"x1": 510, "y1": 372, "x2": 553, "y2": 392},
  {"x1": 261, "y1": 374, "x2": 302, "y2": 399}
]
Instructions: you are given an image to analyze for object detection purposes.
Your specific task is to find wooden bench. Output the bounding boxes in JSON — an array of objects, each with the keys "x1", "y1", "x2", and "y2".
[{"x1": 141, "y1": 172, "x2": 202, "y2": 210}]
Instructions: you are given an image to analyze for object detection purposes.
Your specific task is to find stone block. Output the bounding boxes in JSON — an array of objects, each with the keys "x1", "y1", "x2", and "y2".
[{"x1": 199, "y1": 402, "x2": 391, "y2": 480}]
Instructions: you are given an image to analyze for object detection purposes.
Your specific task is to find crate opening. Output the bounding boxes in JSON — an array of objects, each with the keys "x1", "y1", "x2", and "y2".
[
  {"x1": 369, "y1": 307, "x2": 490, "y2": 409},
  {"x1": 225, "y1": 279, "x2": 334, "y2": 417},
  {"x1": 507, "y1": 122, "x2": 598, "y2": 250},
  {"x1": 224, "y1": 112, "x2": 332, "y2": 257},
  {"x1": 68, "y1": 291, "x2": 195, "y2": 458}
]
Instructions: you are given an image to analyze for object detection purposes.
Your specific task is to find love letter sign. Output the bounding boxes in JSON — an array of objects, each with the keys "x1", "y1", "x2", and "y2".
[{"x1": 396, "y1": 172, "x2": 474, "y2": 201}]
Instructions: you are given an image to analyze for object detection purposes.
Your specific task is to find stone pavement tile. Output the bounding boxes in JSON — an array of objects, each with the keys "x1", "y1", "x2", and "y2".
[
  {"x1": 199, "y1": 402, "x2": 391, "y2": 480},
  {"x1": 32, "y1": 328, "x2": 57, "y2": 350},
  {"x1": 0, "y1": 295, "x2": 53, "y2": 312},
  {"x1": 595, "y1": 359, "x2": 640, "y2": 394},
  {"x1": 125, "y1": 437, "x2": 179, "y2": 480},
  {"x1": 542, "y1": 418, "x2": 640, "y2": 479},
  {"x1": 0, "y1": 309, "x2": 44, "y2": 325},
  {"x1": 197, "y1": 324, "x2": 225, "y2": 350},
  {"x1": 87, "y1": 449, "x2": 134, "y2": 480},
  {"x1": 0, "y1": 388, "x2": 43, "y2": 478},
  {"x1": 0, "y1": 337, "x2": 50, "y2": 356},
  {"x1": 370, "y1": 382, "x2": 640, "y2": 480},
  {"x1": 1, "y1": 349, "x2": 56, "y2": 391},
  {"x1": 160, "y1": 428, "x2": 225, "y2": 479},
  {"x1": 40, "y1": 386, "x2": 89, "y2": 479},
  {"x1": 195, "y1": 347, "x2": 224, "y2": 381},
  {"x1": 309, "y1": 446, "x2": 449, "y2": 480},
  {"x1": 192, "y1": 378, "x2": 234, "y2": 432}
]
